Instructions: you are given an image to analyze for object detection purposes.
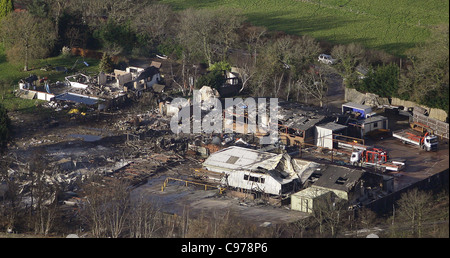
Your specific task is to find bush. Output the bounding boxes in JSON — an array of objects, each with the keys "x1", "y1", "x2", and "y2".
[
  {"x1": 358, "y1": 64, "x2": 399, "y2": 98},
  {"x1": 195, "y1": 70, "x2": 225, "y2": 90},
  {"x1": 99, "y1": 53, "x2": 114, "y2": 73}
]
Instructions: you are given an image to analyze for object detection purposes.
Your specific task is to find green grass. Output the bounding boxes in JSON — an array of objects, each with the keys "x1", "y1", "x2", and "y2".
[
  {"x1": 0, "y1": 46, "x2": 100, "y2": 84},
  {"x1": 0, "y1": 46, "x2": 100, "y2": 112},
  {"x1": 160, "y1": 0, "x2": 449, "y2": 56}
]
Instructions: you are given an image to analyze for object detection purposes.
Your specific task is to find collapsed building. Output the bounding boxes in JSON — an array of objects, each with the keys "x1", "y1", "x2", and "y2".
[
  {"x1": 16, "y1": 63, "x2": 162, "y2": 111},
  {"x1": 199, "y1": 144, "x2": 394, "y2": 211},
  {"x1": 201, "y1": 146, "x2": 320, "y2": 196}
]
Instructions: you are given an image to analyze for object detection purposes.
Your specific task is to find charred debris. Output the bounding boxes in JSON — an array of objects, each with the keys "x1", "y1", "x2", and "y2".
[{"x1": 3, "y1": 59, "x2": 445, "y2": 222}]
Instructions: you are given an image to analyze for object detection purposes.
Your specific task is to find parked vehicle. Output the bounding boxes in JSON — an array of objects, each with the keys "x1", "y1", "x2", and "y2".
[
  {"x1": 350, "y1": 147, "x2": 405, "y2": 172},
  {"x1": 318, "y1": 54, "x2": 336, "y2": 65},
  {"x1": 392, "y1": 130, "x2": 438, "y2": 151}
]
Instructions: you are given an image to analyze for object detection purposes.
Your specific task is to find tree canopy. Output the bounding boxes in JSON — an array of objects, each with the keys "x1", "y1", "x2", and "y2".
[
  {"x1": 0, "y1": 0, "x2": 13, "y2": 19},
  {"x1": 0, "y1": 11, "x2": 56, "y2": 71}
]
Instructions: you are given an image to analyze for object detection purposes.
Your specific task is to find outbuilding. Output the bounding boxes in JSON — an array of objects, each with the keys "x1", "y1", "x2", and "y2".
[
  {"x1": 291, "y1": 187, "x2": 333, "y2": 213},
  {"x1": 348, "y1": 115, "x2": 389, "y2": 138},
  {"x1": 315, "y1": 122, "x2": 348, "y2": 149}
]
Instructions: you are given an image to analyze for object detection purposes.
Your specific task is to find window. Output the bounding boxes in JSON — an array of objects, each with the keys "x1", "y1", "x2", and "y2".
[
  {"x1": 244, "y1": 175, "x2": 265, "y2": 184},
  {"x1": 335, "y1": 177, "x2": 348, "y2": 185},
  {"x1": 226, "y1": 156, "x2": 239, "y2": 164}
]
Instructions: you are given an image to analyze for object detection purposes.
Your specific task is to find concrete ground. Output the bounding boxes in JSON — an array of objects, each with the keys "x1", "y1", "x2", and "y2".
[
  {"x1": 131, "y1": 174, "x2": 310, "y2": 226},
  {"x1": 374, "y1": 136, "x2": 449, "y2": 191}
]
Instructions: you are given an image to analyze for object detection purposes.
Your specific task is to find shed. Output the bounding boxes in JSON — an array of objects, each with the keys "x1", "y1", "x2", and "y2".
[
  {"x1": 291, "y1": 187, "x2": 333, "y2": 213},
  {"x1": 349, "y1": 115, "x2": 389, "y2": 138},
  {"x1": 315, "y1": 122, "x2": 347, "y2": 149}
]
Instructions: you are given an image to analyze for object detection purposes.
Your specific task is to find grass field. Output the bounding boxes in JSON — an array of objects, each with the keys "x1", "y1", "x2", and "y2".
[{"x1": 160, "y1": 0, "x2": 449, "y2": 56}]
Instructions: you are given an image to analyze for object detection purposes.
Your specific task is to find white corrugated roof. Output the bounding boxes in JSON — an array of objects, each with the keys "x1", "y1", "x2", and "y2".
[{"x1": 203, "y1": 146, "x2": 280, "y2": 173}]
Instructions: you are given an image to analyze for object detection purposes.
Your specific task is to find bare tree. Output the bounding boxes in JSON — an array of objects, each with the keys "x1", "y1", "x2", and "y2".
[
  {"x1": 129, "y1": 196, "x2": 163, "y2": 238},
  {"x1": 331, "y1": 43, "x2": 366, "y2": 88},
  {"x1": 132, "y1": 3, "x2": 176, "y2": 46},
  {"x1": 296, "y1": 68, "x2": 328, "y2": 107},
  {"x1": 242, "y1": 25, "x2": 267, "y2": 66},
  {"x1": 26, "y1": 149, "x2": 60, "y2": 236},
  {"x1": 80, "y1": 178, "x2": 130, "y2": 238},
  {"x1": 312, "y1": 193, "x2": 347, "y2": 237},
  {"x1": 0, "y1": 155, "x2": 22, "y2": 233},
  {"x1": 395, "y1": 188, "x2": 433, "y2": 238},
  {"x1": 0, "y1": 11, "x2": 56, "y2": 71},
  {"x1": 177, "y1": 7, "x2": 243, "y2": 67}
]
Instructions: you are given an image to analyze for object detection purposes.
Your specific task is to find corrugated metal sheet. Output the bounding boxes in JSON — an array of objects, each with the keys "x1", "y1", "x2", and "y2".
[{"x1": 202, "y1": 146, "x2": 281, "y2": 173}]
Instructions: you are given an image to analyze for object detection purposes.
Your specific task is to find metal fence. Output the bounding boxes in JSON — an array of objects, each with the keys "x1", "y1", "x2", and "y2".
[{"x1": 412, "y1": 112, "x2": 449, "y2": 140}]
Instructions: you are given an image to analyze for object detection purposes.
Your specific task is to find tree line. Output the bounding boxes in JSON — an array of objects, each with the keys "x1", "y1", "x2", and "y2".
[{"x1": 0, "y1": 0, "x2": 448, "y2": 113}]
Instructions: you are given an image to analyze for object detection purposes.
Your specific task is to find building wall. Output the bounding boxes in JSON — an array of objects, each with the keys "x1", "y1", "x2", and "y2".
[
  {"x1": 36, "y1": 91, "x2": 55, "y2": 101},
  {"x1": 315, "y1": 127, "x2": 333, "y2": 149},
  {"x1": 315, "y1": 186, "x2": 348, "y2": 201},
  {"x1": 345, "y1": 87, "x2": 448, "y2": 122},
  {"x1": 221, "y1": 171, "x2": 282, "y2": 196},
  {"x1": 146, "y1": 74, "x2": 161, "y2": 89},
  {"x1": 291, "y1": 188, "x2": 333, "y2": 213}
]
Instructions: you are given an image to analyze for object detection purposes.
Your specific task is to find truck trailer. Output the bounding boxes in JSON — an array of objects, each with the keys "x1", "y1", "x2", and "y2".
[
  {"x1": 350, "y1": 148, "x2": 405, "y2": 172},
  {"x1": 392, "y1": 130, "x2": 438, "y2": 151}
]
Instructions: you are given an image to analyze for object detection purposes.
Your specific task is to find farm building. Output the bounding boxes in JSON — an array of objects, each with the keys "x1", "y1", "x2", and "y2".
[
  {"x1": 123, "y1": 66, "x2": 161, "y2": 91},
  {"x1": 291, "y1": 165, "x2": 365, "y2": 212},
  {"x1": 202, "y1": 146, "x2": 320, "y2": 196}
]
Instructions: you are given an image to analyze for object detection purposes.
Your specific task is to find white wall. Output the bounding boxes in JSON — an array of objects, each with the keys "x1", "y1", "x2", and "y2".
[
  {"x1": 221, "y1": 170, "x2": 282, "y2": 195},
  {"x1": 68, "y1": 81, "x2": 88, "y2": 89},
  {"x1": 362, "y1": 118, "x2": 388, "y2": 135},
  {"x1": 315, "y1": 127, "x2": 333, "y2": 149},
  {"x1": 36, "y1": 91, "x2": 55, "y2": 101}
]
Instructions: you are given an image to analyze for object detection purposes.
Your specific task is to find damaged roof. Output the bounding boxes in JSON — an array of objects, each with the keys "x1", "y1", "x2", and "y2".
[
  {"x1": 203, "y1": 146, "x2": 320, "y2": 185},
  {"x1": 202, "y1": 146, "x2": 280, "y2": 173},
  {"x1": 135, "y1": 66, "x2": 159, "y2": 81},
  {"x1": 312, "y1": 165, "x2": 365, "y2": 192},
  {"x1": 277, "y1": 101, "x2": 328, "y2": 131}
]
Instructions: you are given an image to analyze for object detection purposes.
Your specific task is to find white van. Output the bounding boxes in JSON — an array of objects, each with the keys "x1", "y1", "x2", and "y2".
[{"x1": 318, "y1": 54, "x2": 336, "y2": 65}]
